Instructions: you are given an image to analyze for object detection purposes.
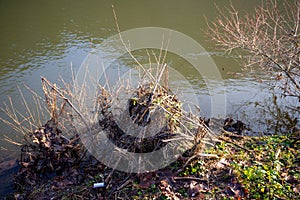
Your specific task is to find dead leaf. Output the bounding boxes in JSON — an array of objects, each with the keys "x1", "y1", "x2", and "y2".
[
  {"x1": 285, "y1": 175, "x2": 297, "y2": 183},
  {"x1": 139, "y1": 178, "x2": 156, "y2": 189},
  {"x1": 293, "y1": 184, "x2": 300, "y2": 193},
  {"x1": 189, "y1": 184, "x2": 203, "y2": 197},
  {"x1": 21, "y1": 162, "x2": 29, "y2": 168},
  {"x1": 215, "y1": 158, "x2": 230, "y2": 169}
]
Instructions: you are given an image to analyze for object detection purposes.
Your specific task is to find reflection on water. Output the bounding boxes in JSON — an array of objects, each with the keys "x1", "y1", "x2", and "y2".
[{"x1": 0, "y1": 0, "x2": 297, "y2": 163}]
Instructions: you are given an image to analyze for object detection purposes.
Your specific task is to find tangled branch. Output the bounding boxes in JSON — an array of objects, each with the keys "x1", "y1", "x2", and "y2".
[{"x1": 208, "y1": 0, "x2": 300, "y2": 100}]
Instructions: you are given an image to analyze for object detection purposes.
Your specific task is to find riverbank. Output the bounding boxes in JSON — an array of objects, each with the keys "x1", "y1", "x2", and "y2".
[{"x1": 4, "y1": 121, "x2": 299, "y2": 199}]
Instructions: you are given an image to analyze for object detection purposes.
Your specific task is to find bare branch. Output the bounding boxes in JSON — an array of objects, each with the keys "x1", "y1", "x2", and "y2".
[{"x1": 207, "y1": 0, "x2": 300, "y2": 100}]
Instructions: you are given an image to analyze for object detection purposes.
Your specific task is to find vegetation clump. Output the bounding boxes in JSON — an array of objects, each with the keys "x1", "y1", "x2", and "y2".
[{"x1": 97, "y1": 81, "x2": 183, "y2": 154}]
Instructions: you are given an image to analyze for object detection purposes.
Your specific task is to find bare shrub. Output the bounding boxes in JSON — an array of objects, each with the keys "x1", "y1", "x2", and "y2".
[{"x1": 208, "y1": 0, "x2": 300, "y2": 101}]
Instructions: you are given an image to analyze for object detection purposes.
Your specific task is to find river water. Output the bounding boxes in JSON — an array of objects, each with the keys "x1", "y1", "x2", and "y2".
[{"x1": 0, "y1": 0, "x2": 298, "y2": 165}]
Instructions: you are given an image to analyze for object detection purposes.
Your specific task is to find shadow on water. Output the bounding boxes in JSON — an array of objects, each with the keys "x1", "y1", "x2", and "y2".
[{"x1": 0, "y1": 159, "x2": 19, "y2": 198}]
